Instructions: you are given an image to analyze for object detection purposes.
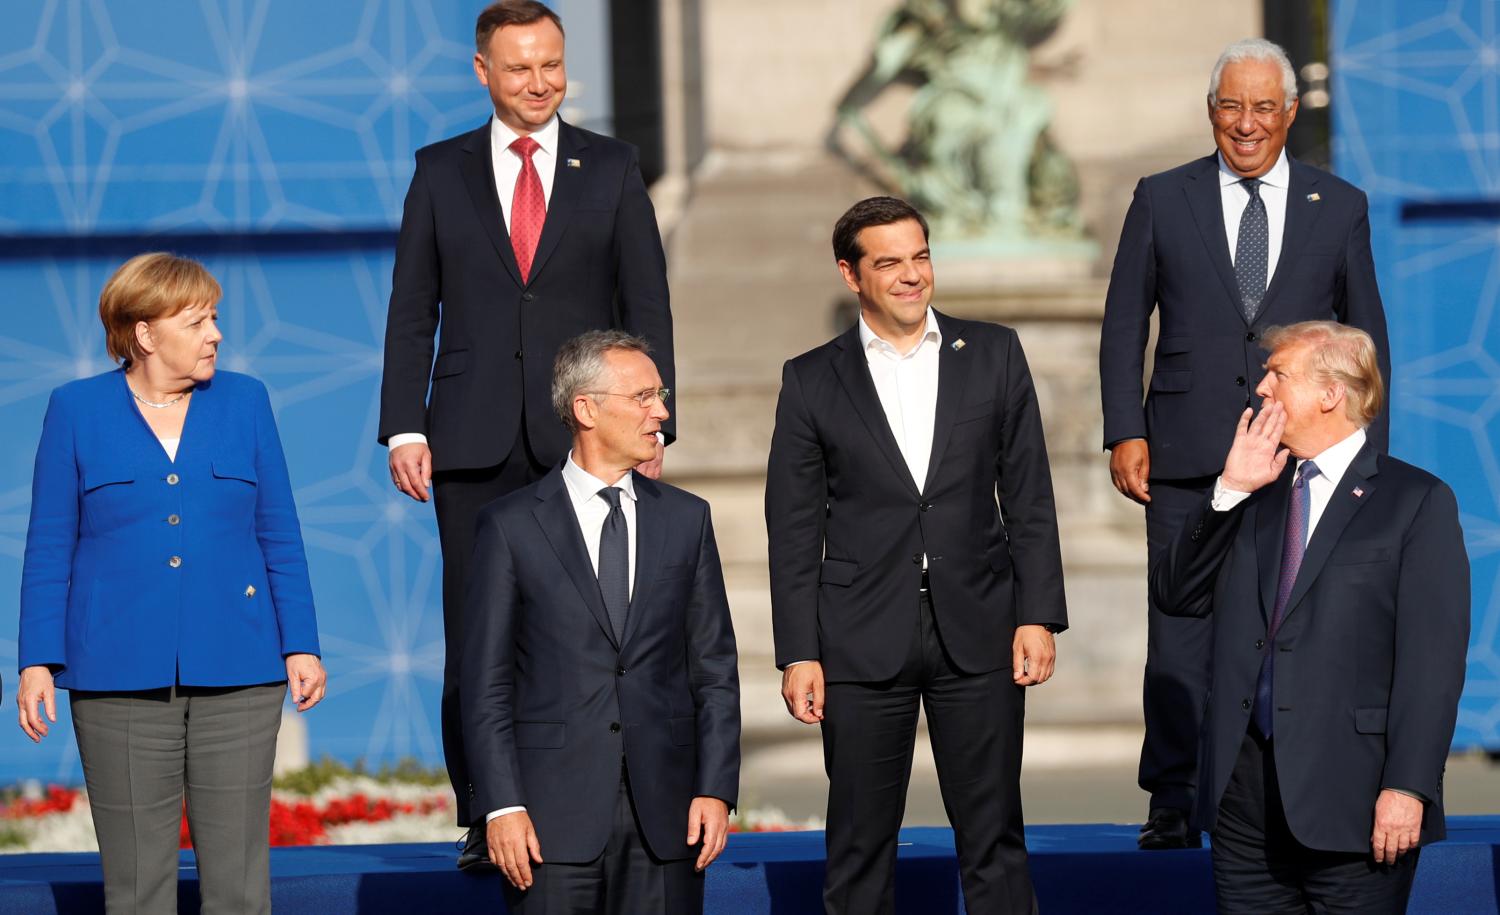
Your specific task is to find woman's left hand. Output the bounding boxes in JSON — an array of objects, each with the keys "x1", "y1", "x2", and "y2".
[{"x1": 285, "y1": 653, "x2": 327, "y2": 712}]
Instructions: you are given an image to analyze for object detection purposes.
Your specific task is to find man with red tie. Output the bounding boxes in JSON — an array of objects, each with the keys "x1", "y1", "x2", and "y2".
[{"x1": 378, "y1": 0, "x2": 674, "y2": 870}]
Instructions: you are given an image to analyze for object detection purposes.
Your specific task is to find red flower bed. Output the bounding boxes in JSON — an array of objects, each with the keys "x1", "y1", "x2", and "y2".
[
  {"x1": 0, "y1": 785, "x2": 80, "y2": 819},
  {"x1": 180, "y1": 793, "x2": 451, "y2": 848}
]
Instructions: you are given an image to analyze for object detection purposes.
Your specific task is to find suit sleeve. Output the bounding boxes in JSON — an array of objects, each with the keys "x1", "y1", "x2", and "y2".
[
  {"x1": 18, "y1": 390, "x2": 78, "y2": 672},
  {"x1": 612, "y1": 149, "x2": 676, "y2": 444},
  {"x1": 1099, "y1": 178, "x2": 1157, "y2": 450},
  {"x1": 1149, "y1": 491, "x2": 1244, "y2": 619},
  {"x1": 250, "y1": 381, "x2": 320, "y2": 657},
  {"x1": 378, "y1": 156, "x2": 440, "y2": 446},
  {"x1": 1336, "y1": 192, "x2": 1391, "y2": 452},
  {"x1": 1382, "y1": 481, "x2": 1469, "y2": 800},
  {"x1": 462, "y1": 508, "x2": 525, "y2": 815},
  {"x1": 683, "y1": 503, "x2": 741, "y2": 807},
  {"x1": 765, "y1": 360, "x2": 827, "y2": 668},
  {"x1": 996, "y1": 329, "x2": 1068, "y2": 629}
]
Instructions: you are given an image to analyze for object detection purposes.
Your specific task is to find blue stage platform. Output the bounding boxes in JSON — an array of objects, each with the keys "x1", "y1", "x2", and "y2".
[{"x1": 3, "y1": 819, "x2": 1497, "y2": 913}]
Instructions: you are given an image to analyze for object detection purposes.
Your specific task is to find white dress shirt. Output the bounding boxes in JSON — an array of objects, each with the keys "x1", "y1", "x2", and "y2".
[
  {"x1": 1219, "y1": 149, "x2": 1290, "y2": 291},
  {"x1": 487, "y1": 452, "x2": 637, "y2": 823},
  {"x1": 859, "y1": 307, "x2": 942, "y2": 490},
  {"x1": 1211, "y1": 427, "x2": 1368, "y2": 538},
  {"x1": 387, "y1": 114, "x2": 562, "y2": 453}
]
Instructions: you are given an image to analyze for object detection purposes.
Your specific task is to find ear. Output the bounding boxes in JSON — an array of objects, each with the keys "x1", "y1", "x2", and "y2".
[
  {"x1": 473, "y1": 52, "x2": 490, "y2": 88},
  {"x1": 1321, "y1": 381, "x2": 1346, "y2": 415},
  {"x1": 1284, "y1": 96, "x2": 1300, "y2": 130},
  {"x1": 836, "y1": 259, "x2": 862, "y2": 296},
  {"x1": 133, "y1": 320, "x2": 157, "y2": 357},
  {"x1": 572, "y1": 393, "x2": 599, "y2": 431}
]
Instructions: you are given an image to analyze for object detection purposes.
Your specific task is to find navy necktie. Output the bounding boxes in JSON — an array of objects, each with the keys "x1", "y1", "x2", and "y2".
[
  {"x1": 596, "y1": 486, "x2": 629, "y2": 642},
  {"x1": 1253, "y1": 460, "x2": 1319, "y2": 737},
  {"x1": 1236, "y1": 177, "x2": 1268, "y2": 322}
]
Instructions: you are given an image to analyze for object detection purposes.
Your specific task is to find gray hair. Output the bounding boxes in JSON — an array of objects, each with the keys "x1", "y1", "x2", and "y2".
[
  {"x1": 1208, "y1": 38, "x2": 1299, "y2": 110},
  {"x1": 551, "y1": 329, "x2": 653, "y2": 432}
]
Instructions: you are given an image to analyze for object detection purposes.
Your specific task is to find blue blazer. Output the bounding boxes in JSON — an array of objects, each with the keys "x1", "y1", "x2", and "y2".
[{"x1": 18, "y1": 369, "x2": 320, "y2": 691}]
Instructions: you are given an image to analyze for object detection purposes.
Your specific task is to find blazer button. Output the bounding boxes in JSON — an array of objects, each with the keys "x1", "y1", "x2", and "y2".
[
  {"x1": 514, "y1": 349, "x2": 524, "y2": 359},
  {"x1": 616, "y1": 667, "x2": 626, "y2": 677},
  {"x1": 1235, "y1": 376, "x2": 1246, "y2": 386},
  {"x1": 522, "y1": 292, "x2": 535, "y2": 302},
  {"x1": 919, "y1": 502, "x2": 932, "y2": 512},
  {"x1": 609, "y1": 722, "x2": 621, "y2": 733},
  {"x1": 167, "y1": 514, "x2": 181, "y2": 526},
  {"x1": 911, "y1": 553, "x2": 922, "y2": 565},
  {"x1": 1246, "y1": 332, "x2": 1257, "y2": 342},
  {"x1": 166, "y1": 473, "x2": 180, "y2": 485},
  {"x1": 168, "y1": 556, "x2": 183, "y2": 568},
  {"x1": 1255, "y1": 639, "x2": 1265, "y2": 649},
  {"x1": 1241, "y1": 698, "x2": 1251, "y2": 711}
]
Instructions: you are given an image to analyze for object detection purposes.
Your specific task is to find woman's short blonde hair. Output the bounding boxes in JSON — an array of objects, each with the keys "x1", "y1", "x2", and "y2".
[
  {"x1": 99, "y1": 253, "x2": 222, "y2": 365},
  {"x1": 1262, "y1": 321, "x2": 1384, "y2": 427}
]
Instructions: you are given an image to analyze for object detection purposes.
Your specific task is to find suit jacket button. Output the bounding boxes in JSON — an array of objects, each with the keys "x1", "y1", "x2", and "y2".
[
  {"x1": 1255, "y1": 639, "x2": 1265, "y2": 649},
  {"x1": 919, "y1": 502, "x2": 932, "y2": 512},
  {"x1": 1246, "y1": 332, "x2": 1257, "y2": 342},
  {"x1": 522, "y1": 292, "x2": 535, "y2": 302},
  {"x1": 616, "y1": 667, "x2": 626, "y2": 677},
  {"x1": 514, "y1": 349, "x2": 524, "y2": 359},
  {"x1": 911, "y1": 553, "x2": 922, "y2": 564},
  {"x1": 1235, "y1": 376, "x2": 1246, "y2": 386},
  {"x1": 1241, "y1": 699, "x2": 1252, "y2": 711},
  {"x1": 167, "y1": 514, "x2": 181, "y2": 526},
  {"x1": 166, "y1": 473, "x2": 180, "y2": 485},
  {"x1": 168, "y1": 556, "x2": 182, "y2": 569},
  {"x1": 609, "y1": 722, "x2": 621, "y2": 733}
]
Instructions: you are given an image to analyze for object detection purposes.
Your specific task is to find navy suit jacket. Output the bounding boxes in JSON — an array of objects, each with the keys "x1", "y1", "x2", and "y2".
[
  {"x1": 766, "y1": 313, "x2": 1068, "y2": 681},
  {"x1": 1100, "y1": 154, "x2": 1391, "y2": 479},
  {"x1": 461, "y1": 468, "x2": 740, "y2": 863},
  {"x1": 19, "y1": 370, "x2": 320, "y2": 690},
  {"x1": 1151, "y1": 444, "x2": 1469, "y2": 852},
  {"x1": 378, "y1": 118, "x2": 675, "y2": 471}
]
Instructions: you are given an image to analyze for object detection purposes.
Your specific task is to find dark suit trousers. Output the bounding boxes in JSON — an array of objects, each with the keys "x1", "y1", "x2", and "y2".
[
  {"x1": 433, "y1": 432, "x2": 549, "y2": 825},
  {"x1": 503, "y1": 766, "x2": 704, "y2": 915},
  {"x1": 821, "y1": 589, "x2": 1034, "y2": 915},
  {"x1": 1213, "y1": 730, "x2": 1419, "y2": 914},
  {"x1": 1141, "y1": 475, "x2": 1217, "y2": 812}
]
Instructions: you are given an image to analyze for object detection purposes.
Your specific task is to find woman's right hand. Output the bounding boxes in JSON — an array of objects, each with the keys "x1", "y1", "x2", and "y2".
[{"x1": 17, "y1": 665, "x2": 56, "y2": 742}]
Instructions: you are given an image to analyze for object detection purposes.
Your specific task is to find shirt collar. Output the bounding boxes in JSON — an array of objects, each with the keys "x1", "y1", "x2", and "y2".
[
  {"x1": 562, "y1": 451, "x2": 637, "y2": 508},
  {"x1": 857, "y1": 307, "x2": 941, "y2": 356},
  {"x1": 491, "y1": 113, "x2": 560, "y2": 159},
  {"x1": 1217, "y1": 148, "x2": 1290, "y2": 190},
  {"x1": 1298, "y1": 426, "x2": 1366, "y2": 489}
]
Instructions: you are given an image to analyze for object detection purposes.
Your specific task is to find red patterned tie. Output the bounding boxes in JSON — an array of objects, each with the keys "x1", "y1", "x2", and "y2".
[{"x1": 509, "y1": 136, "x2": 545, "y2": 283}]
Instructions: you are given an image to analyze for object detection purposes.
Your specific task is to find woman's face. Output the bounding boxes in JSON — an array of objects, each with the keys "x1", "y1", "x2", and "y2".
[{"x1": 139, "y1": 302, "x2": 222, "y2": 383}]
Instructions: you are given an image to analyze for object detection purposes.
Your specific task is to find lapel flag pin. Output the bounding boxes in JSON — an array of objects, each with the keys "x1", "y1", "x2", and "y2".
[
  {"x1": 951, "y1": 339, "x2": 965, "y2": 351},
  {"x1": 1352, "y1": 487, "x2": 1364, "y2": 498},
  {"x1": 245, "y1": 585, "x2": 257, "y2": 597},
  {"x1": 1306, "y1": 192, "x2": 1321, "y2": 202},
  {"x1": 566, "y1": 158, "x2": 582, "y2": 168}
]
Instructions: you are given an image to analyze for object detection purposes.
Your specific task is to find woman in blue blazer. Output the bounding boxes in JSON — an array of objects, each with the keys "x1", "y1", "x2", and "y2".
[{"x1": 15, "y1": 252, "x2": 326, "y2": 914}]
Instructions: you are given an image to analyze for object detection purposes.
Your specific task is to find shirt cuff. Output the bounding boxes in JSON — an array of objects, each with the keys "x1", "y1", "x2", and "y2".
[
  {"x1": 486, "y1": 806, "x2": 526, "y2": 822},
  {"x1": 783, "y1": 660, "x2": 815, "y2": 667},
  {"x1": 388, "y1": 432, "x2": 428, "y2": 450},
  {"x1": 1382, "y1": 787, "x2": 1429, "y2": 804},
  {"x1": 1211, "y1": 477, "x2": 1252, "y2": 512}
]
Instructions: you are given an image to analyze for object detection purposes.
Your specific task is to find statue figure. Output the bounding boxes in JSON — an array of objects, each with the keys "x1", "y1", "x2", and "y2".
[{"x1": 832, "y1": 0, "x2": 1083, "y2": 241}]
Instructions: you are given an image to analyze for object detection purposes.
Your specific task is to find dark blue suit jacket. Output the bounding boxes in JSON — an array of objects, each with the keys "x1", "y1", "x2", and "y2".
[
  {"x1": 1151, "y1": 444, "x2": 1469, "y2": 852},
  {"x1": 1100, "y1": 154, "x2": 1391, "y2": 479},
  {"x1": 766, "y1": 313, "x2": 1068, "y2": 681},
  {"x1": 461, "y1": 468, "x2": 740, "y2": 863},
  {"x1": 18, "y1": 370, "x2": 320, "y2": 690},
  {"x1": 378, "y1": 118, "x2": 675, "y2": 471}
]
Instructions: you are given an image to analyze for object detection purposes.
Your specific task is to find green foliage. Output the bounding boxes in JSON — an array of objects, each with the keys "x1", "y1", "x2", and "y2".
[
  {"x1": 0, "y1": 826, "x2": 28, "y2": 849},
  {"x1": 272, "y1": 756, "x2": 447, "y2": 795}
]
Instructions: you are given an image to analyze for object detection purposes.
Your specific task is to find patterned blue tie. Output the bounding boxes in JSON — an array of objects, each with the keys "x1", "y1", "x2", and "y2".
[
  {"x1": 1236, "y1": 178, "x2": 1268, "y2": 322},
  {"x1": 1253, "y1": 460, "x2": 1319, "y2": 738},
  {"x1": 596, "y1": 486, "x2": 629, "y2": 642}
]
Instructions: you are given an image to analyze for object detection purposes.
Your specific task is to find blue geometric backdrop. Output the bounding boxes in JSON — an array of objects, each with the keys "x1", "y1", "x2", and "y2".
[
  {"x1": 0, "y1": 0, "x2": 610, "y2": 781},
  {"x1": 1332, "y1": 0, "x2": 1500, "y2": 749}
]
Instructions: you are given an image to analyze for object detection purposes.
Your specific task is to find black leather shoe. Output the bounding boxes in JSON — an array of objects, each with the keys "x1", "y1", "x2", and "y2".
[
  {"x1": 456, "y1": 824, "x2": 498, "y2": 873},
  {"x1": 1138, "y1": 807, "x2": 1202, "y2": 850}
]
